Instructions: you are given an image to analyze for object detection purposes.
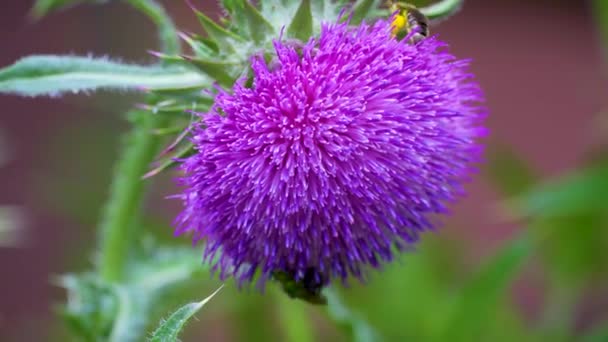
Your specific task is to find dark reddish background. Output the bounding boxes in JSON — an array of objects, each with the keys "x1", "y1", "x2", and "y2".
[{"x1": 0, "y1": 0, "x2": 606, "y2": 340}]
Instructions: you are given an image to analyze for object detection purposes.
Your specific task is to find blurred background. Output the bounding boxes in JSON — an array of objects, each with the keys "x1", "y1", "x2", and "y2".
[{"x1": 1, "y1": 0, "x2": 607, "y2": 341}]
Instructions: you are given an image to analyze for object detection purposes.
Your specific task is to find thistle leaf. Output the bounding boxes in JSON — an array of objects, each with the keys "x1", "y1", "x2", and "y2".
[
  {"x1": 30, "y1": 0, "x2": 105, "y2": 18},
  {"x1": 179, "y1": 33, "x2": 219, "y2": 58},
  {"x1": 183, "y1": 57, "x2": 238, "y2": 87},
  {"x1": 149, "y1": 286, "x2": 224, "y2": 342},
  {"x1": 350, "y1": 0, "x2": 379, "y2": 24},
  {"x1": 192, "y1": 8, "x2": 245, "y2": 52},
  {"x1": 288, "y1": 0, "x2": 313, "y2": 42},
  {"x1": 151, "y1": 52, "x2": 236, "y2": 87},
  {"x1": 242, "y1": 0, "x2": 276, "y2": 43},
  {"x1": 143, "y1": 142, "x2": 195, "y2": 179},
  {"x1": 0, "y1": 56, "x2": 209, "y2": 97}
]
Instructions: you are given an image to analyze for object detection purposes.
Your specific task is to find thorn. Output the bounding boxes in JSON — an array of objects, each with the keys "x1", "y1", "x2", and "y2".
[
  {"x1": 178, "y1": 32, "x2": 192, "y2": 41},
  {"x1": 184, "y1": 0, "x2": 198, "y2": 12},
  {"x1": 142, "y1": 168, "x2": 160, "y2": 179},
  {"x1": 160, "y1": 126, "x2": 191, "y2": 157},
  {"x1": 135, "y1": 86, "x2": 150, "y2": 93},
  {"x1": 148, "y1": 50, "x2": 165, "y2": 58}
]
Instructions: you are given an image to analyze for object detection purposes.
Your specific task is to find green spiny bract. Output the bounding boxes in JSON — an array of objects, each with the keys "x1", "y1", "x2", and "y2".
[{"x1": 144, "y1": 0, "x2": 383, "y2": 179}]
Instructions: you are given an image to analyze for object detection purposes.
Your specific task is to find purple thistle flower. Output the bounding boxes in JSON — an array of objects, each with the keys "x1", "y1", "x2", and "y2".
[{"x1": 176, "y1": 18, "x2": 487, "y2": 287}]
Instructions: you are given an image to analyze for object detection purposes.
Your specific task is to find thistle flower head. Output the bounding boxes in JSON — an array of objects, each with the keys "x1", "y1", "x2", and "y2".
[{"x1": 176, "y1": 18, "x2": 486, "y2": 287}]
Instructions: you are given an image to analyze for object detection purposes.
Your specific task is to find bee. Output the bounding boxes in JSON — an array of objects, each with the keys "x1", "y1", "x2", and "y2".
[
  {"x1": 387, "y1": 1, "x2": 430, "y2": 44},
  {"x1": 272, "y1": 268, "x2": 328, "y2": 305}
]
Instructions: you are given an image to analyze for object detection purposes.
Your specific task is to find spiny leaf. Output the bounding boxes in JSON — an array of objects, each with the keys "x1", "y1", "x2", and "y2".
[
  {"x1": 178, "y1": 33, "x2": 219, "y2": 58},
  {"x1": 219, "y1": 0, "x2": 243, "y2": 15},
  {"x1": 183, "y1": 56, "x2": 238, "y2": 87},
  {"x1": 0, "y1": 56, "x2": 209, "y2": 97},
  {"x1": 58, "y1": 274, "x2": 119, "y2": 341},
  {"x1": 150, "y1": 286, "x2": 224, "y2": 342},
  {"x1": 128, "y1": 243, "x2": 209, "y2": 292},
  {"x1": 242, "y1": 0, "x2": 275, "y2": 43},
  {"x1": 191, "y1": 6, "x2": 245, "y2": 51},
  {"x1": 288, "y1": 0, "x2": 313, "y2": 42},
  {"x1": 109, "y1": 286, "x2": 148, "y2": 342},
  {"x1": 143, "y1": 142, "x2": 195, "y2": 179},
  {"x1": 151, "y1": 52, "x2": 236, "y2": 87},
  {"x1": 60, "y1": 245, "x2": 210, "y2": 342}
]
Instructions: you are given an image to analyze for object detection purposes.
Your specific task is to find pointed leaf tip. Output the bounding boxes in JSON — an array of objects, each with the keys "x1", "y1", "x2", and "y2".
[
  {"x1": 149, "y1": 285, "x2": 224, "y2": 342},
  {"x1": 287, "y1": 0, "x2": 313, "y2": 42},
  {"x1": 182, "y1": 56, "x2": 236, "y2": 87},
  {"x1": 192, "y1": 6, "x2": 244, "y2": 50},
  {"x1": 242, "y1": 0, "x2": 275, "y2": 43}
]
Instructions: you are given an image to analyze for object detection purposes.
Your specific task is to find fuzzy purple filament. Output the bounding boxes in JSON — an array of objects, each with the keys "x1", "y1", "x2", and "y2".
[{"x1": 176, "y1": 19, "x2": 486, "y2": 286}]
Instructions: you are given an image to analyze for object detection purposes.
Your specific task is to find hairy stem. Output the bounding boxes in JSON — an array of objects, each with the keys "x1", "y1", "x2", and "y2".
[
  {"x1": 124, "y1": 0, "x2": 180, "y2": 55},
  {"x1": 325, "y1": 287, "x2": 378, "y2": 342},
  {"x1": 274, "y1": 291, "x2": 315, "y2": 342},
  {"x1": 420, "y1": 0, "x2": 463, "y2": 22},
  {"x1": 98, "y1": 113, "x2": 168, "y2": 281},
  {"x1": 97, "y1": 0, "x2": 179, "y2": 282}
]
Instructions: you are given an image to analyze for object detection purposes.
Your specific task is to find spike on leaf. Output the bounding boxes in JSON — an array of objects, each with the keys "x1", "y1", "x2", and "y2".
[
  {"x1": 143, "y1": 142, "x2": 195, "y2": 179},
  {"x1": 182, "y1": 56, "x2": 236, "y2": 87},
  {"x1": 190, "y1": 5, "x2": 244, "y2": 51}
]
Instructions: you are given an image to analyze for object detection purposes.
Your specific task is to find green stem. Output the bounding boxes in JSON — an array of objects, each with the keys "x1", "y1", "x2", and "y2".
[
  {"x1": 98, "y1": 113, "x2": 168, "y2": 281},
  {"x1": 274, "y1": 291, "x2": 315, "y2": 342},
  {"x1": 593, "y1": 0, "x2": 608, "y2": 61},
  {"x1": 420, "y1": 0, "x2": 463, "y2": 21},
  {"x1": 98, "y1": 0, "x2": 179, "y2": 282},
  {"x1": 324, "y1": 287, "x2": 378, "y2": 342},
  {"x1": 124, "y1": 0, "x2": 180, "y2": 55}
]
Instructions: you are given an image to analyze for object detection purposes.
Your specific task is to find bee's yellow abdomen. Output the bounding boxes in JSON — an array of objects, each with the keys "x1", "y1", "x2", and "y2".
[{"x1": 391, "y1": 13, "x2": 407, "y2": 36}]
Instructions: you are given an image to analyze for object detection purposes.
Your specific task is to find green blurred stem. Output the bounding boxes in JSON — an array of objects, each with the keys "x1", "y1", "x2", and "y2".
[
  {"x1": 124, "y1": 0, "x2": 180, "y2": 55},
  {"x1": 275, "y1": 292, "x2": 315, "y2": 342},
  {"x1": 593, "y1": 0, "x2": 608, "y2": 45},
  {"x1": 98, "y1": 0, "x2": 178, "y2": 282},
  {"x1": 98, "y1": 114, "x2": 168, "y2": 282},
  {"x1": 420, "y1": 0, "x2": 463, "y2": 21},
  {"x1": 324, "y1": 287, "x2": 377, "y2": 342}
]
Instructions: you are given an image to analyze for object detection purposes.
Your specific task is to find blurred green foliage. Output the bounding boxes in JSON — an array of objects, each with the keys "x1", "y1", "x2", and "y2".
[{"x1": 3, "y1": 0, "x2": 607, "y2": 341}]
